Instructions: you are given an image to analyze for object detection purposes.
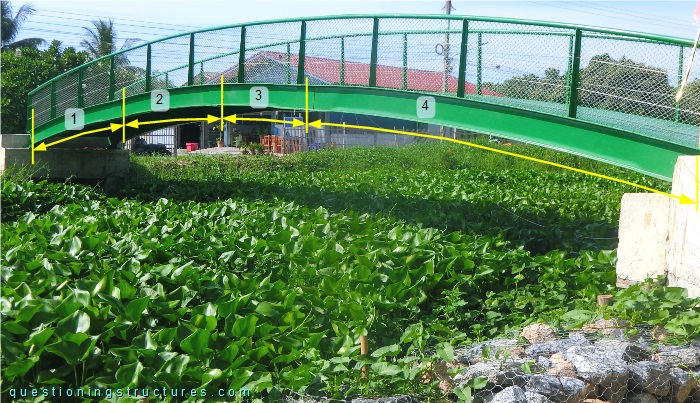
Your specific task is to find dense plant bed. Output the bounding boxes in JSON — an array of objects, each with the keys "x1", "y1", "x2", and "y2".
[{"x1": 2, "y1": 143, "x2": 696, "y2": 401}]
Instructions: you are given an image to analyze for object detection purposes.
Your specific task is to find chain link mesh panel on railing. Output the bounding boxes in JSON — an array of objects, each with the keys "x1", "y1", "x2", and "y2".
[
  {"x1": 376, "y1": 18, "x2": 462, "y2": 95},
  {"x1": 576, "y1": 33, "x2": 699, "y2": 147},
  {"x1": 244, "y1": 21, "x2": 301, "y2": 84},
  {"x1": 54, "y1": 72, "x2": 79, "y2": 119},
  {"x1": 82, "y1": 60, "x2": 111, "y2": 107},
  {"x1": 31, "y1": 86, "x2": 52, "y2": 127},
  {"x1": 150, "y1": 34, "x2": 191, "y2": 89},
  {"x1": 676, "y1": 45, "x2": 700, "y2": 148},
  {"x1": 304, "y1": 18, "x2": 374, "y2": 86},
  {"x1": 465, "y1": 21, "x2": 573, "y2": 117},
  {"x1": 115, "y1": 45, "x2": 147, "y2": 98},
  {"x1": 194, "y1": 27, "x2": 242, "y2": 85}
]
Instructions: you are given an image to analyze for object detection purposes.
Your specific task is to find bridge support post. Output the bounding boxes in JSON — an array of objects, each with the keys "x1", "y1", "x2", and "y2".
[{"x1": 617, "y1": 155, "x2": 700, "y2": 297}]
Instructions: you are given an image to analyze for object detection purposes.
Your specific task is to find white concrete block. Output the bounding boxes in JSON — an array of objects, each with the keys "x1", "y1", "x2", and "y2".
[
  {"x1": 667, "y1": 156, "x2": 700, "y2": 297},
  {"x1": 617, "y1": 193, "x2": 671, "y2": 285}
]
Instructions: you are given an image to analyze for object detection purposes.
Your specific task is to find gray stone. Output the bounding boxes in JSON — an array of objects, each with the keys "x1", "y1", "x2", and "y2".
[
  {"x1": 486, "y1": 386, "x2": 526, "y2": 403},
  {"x1": 653, "y1": 346, "x2": 700, "y2": 368},
  {"x1": 596, "y1": 339, "x2": 651, "y2": 363},
  {"x1": 628, "y1": 361, "x2": 670, "y2": 396},
  {"x1": 523, "y1": 391, "x2": 554, "y2": 403},
  {"x1": 525, "y1": 333, "x2": 591, "y2": 358},
  {"x1": 351, "y1": 396, "x2": 419, "y2": 403},
  {"x1": 455, "y1": 339, "x2": 520, "y2": 365},
  {"x1": 520, "y1": 323, "x2": 558, "y2": 344},
  {"x1": 524, "y1": 374, "x2": 592, "y2": 403},
  {"x1": 625, "y1": 392, "x2": 659, "y2": 403},
  {"x1": 537, "y1": 356, "x2": 553, "y2": 369},
  {"x1": 667, "y1": 367, "x2": 696, "y2": 403},
  {"x1": 565, "y1": 345, "x2": 629, "y2": 403},
  {"x1": 453, "y1": 361, "x2": 528, "y2": 390}
]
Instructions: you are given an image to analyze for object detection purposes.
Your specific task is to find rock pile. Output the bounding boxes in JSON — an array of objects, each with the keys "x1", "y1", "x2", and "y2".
[{"x1": 451, "y1": 322, "x2": 700, "y2": 403}]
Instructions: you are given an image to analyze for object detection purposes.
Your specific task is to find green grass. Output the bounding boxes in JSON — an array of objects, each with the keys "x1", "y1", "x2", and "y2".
[{"x1": 2, "y1": 143, "x2": 697, "y2": 401}]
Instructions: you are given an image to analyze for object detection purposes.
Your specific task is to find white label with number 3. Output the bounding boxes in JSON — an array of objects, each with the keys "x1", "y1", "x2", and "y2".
[{"x1": 250, "y1": 86, "x2": 269, "y2": 109}]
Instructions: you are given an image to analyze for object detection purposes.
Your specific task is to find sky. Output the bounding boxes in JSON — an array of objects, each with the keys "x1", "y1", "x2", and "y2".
[{"x1": 12, "y1": 1, "x2": 700, "y2": 50}]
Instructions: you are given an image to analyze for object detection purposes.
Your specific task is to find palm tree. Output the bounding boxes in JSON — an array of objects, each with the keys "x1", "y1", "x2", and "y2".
[
  {"x1": 1, "y1": 0, "x2": 45, "y2": 51},
  {"x1": 81, "y1": 19, "x2": 138, "y2": 60}
]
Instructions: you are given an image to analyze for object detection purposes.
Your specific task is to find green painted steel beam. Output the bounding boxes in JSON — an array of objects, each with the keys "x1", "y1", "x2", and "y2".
[{"x1": 30, "y1": 84, "x2": 697, "y2": 180}]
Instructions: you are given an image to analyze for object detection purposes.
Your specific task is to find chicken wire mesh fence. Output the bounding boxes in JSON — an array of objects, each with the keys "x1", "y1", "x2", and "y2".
[
  {"x1": 278, "y1": 320, "x2": 700, "y2": 403},
  {"x1": 26, "y1": 16, "x2": 700, "y2": 150}
]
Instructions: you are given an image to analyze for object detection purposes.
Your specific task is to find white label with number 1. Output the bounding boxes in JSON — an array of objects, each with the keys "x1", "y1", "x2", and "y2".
[{"x1": 65, "y1": 108, "x2": 84, "y2": 130}]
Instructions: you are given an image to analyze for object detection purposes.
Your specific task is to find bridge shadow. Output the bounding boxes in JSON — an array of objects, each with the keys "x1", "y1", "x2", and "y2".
[{"x1": 117, "y1": 163, "x2": 617, "y2": 255}]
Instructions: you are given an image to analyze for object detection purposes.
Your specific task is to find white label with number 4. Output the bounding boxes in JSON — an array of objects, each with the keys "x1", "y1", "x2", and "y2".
[
  {"x1": 250, "y1": 86, "x2": 269, "y2": 109},
  {"x1": 416, "y1": 96, "x2": 436, "y2": 119},
  {"x1": 65, "y1": 108, "x2": 84, "y2": 130},
  {"x1": 151, "y1": 89, "x2": 170, "y2": 112}
]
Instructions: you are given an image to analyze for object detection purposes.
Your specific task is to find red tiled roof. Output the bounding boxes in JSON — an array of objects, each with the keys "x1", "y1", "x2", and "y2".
[
  {"x1": 212, "y1": 51, "x2": 500, "y2": 96},
  {"x1": 257, "y1": 51, "x2": 501, "y2": 96}
]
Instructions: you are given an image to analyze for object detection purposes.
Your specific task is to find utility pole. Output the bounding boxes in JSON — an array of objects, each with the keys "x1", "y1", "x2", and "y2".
[{"x1": 440, "y1": 0, "x2": 454, "y2": 137}]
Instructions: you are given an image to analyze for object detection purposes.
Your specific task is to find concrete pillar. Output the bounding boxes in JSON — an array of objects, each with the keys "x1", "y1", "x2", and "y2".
[{"x1": 617, "y1": 155, "x2": 700, "y2": 297}]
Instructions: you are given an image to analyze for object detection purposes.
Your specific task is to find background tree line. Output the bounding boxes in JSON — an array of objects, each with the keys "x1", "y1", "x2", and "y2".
[
  {"x1": 1, "y1": 0, "x2": 148, "y2": 133},
  {"x1": 483, "y1": 53, "x2": 700, "y2": 125}
]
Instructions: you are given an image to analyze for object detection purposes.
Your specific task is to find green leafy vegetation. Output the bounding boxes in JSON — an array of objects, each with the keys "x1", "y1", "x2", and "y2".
[{"x1": 2, "y1": 143, "x2": 697, "y2": 400}]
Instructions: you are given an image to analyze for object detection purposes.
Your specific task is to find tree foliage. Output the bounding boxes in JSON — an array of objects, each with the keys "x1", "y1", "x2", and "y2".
[
  {"x1": 1, "y1": 0, "x2": 44, "y2": 51},
  {"x1": 484, "y1": 53, "x2": 681, "y2": 121},
  {"x1": 1, "y1": 40, "x2": 89, "y2": 133}
]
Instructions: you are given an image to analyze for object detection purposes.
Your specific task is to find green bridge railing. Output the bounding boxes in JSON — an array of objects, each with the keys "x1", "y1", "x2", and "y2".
[{"x1": 27, "y1": 14, "x2": 700, "y2": 149}]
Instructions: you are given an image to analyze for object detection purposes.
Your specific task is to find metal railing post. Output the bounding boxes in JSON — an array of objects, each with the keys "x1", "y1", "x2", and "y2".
[
  {"x1": 145, "y1": 44, "x2": 152, "y2": 92},
  {"x1": 402, "y1": 33, "x2": 408, "y2": 90},
  {"x1": 50, "y1": 81, "x2": 56, "y2": 119},
  {"x1": 675, "y1": 46, "x2": 684, "y2": 122},
  {"x1": 297, "y1": 21, "x2": 306, "y2": 84},
  {"x1": 567, "y1": 28, "x2": 582, "y2": 118},
  {"x1": 369, "y1": 18, "x2": 379, "y2": 86},
  {"x1": 109, "y1": 55, "x2": 115, "y2": 100},
  {"x1": 77, "y1": 69, "x2": 84, "y2": 108},
  {"x1": 565, "y1": 34, "x2": 574, "y2": 105},
  {"x1": 188, "y1": 33, "x2": 195, "y2": 86},
  {"x1": 476, "y1": 33, "x2": 482, "y2": 96},
  {"x1": 238, "y1": 26, "x2": 246, "y2": 83},
  {"x1": 456, "y1": 19, "x2": 469, "y2": 98},
  {"x1": 340, "y1": 37, "x2": 345, "y2": 85}
]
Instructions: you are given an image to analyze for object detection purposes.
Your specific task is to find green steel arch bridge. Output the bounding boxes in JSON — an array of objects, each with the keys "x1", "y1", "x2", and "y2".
[{"x1": 27, "y1": 15, "x2": 700, "y2": 180}]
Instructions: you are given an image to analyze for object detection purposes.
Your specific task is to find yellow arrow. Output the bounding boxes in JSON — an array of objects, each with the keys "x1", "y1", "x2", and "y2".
[
  {"x1": 35, "y1": 126, "x2": 112, "y2": 151},
  {"x1": 223, "y1": 114, "x2": 290, "y2": 125},
  {"x1": 319, "y1": 121, "x2": 696, "y2": 205},
  {"x1": 309, "y1": 119, "x2": 322, "y2": 129}
]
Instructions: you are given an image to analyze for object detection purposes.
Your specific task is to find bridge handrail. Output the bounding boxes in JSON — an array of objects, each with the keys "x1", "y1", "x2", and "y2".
[{"x1": 27, "y1": 14, "x2": 700, "y2": 150}]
